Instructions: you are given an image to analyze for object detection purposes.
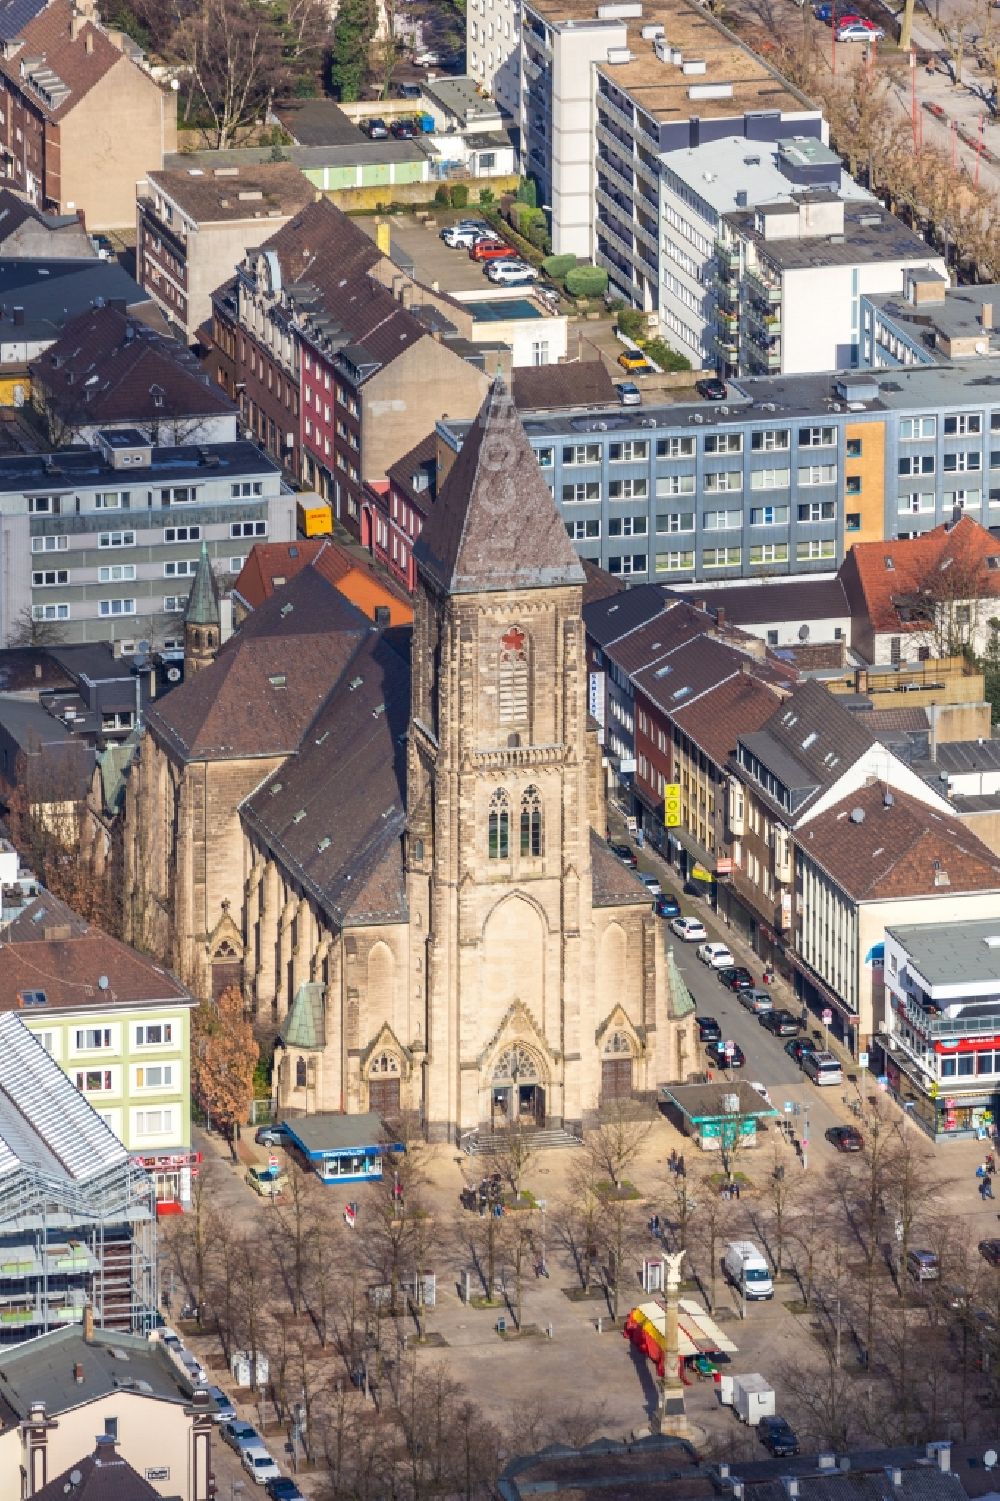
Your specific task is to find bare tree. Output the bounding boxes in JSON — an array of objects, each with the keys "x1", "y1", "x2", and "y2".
[
  {"x1": 585, "y1": 1100, "x2": 651, "y2": 1190},
  {"x1": 486, "y1": 1124, "x2": 537, "y2": 1203}
]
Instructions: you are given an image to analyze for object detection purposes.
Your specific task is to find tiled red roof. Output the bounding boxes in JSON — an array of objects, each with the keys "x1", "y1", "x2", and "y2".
[
  {"x1": 797, "y1": 780, "x2": 1000, "y2": 900},
  {"x1": 842, "y1": 516, "x2": 1000, "y2": 635},
  {"x1": 0, "y1": 0, "x2": 123, "y2": 120},
  {"x1": 672, "y1": 672, "x2": 786, "y2": 767},
  {"x1": 233, "y1": 540, "x2": 411, "y2": 618}
]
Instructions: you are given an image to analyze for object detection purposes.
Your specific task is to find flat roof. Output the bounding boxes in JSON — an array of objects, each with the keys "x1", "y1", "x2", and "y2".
[
  {"x1": 659, "y1": 1080, "x2": 778, "y2": 1118},
  {"x1": 661, "y1": 135, "x2": 871, "y2": 217},
  {"x1": 867, "y1": 283, "x2": 1000, "y2": 361},
  {"x1": 282, "y1": 1111, "x2": 389, "y2": 1155},
  {"x1": 0, "y1": 439, "x2": 278, "y2": 495},
  {"x1": 420, "y1": 74, "x2": 501, "y2": 123},
  {"x1": 886, "y1": 919, "x2": 1000, "y2": 987},
  {"x1": 727, "y1": 199, "x2": 938, "y2": 272},
  {"x1": 465, "y1": 298, "x2": 543, "y2": 322}
]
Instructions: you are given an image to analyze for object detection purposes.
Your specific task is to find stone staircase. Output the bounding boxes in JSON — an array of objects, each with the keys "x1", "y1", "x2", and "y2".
[{"x1": 466, "y1": 1125, "x2": 582, "y2": 1156}]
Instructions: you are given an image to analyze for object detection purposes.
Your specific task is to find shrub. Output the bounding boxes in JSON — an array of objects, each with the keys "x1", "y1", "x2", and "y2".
[
  {"x1": 616, "y1": 307, "x2": 646, "y2": 341},
  {"x1": 564, "y1": 265, "x2": 609, "y2": 297},
  {"x1": 516, "y1": 177, "x2": 538, "y2": 207},
  {"x1": 434, "y1": 184, "x2": 451, "y2": 205},
  {"x1": 478, "y1": 186, "x2": 495, "y2": 206},
  {"x1": 450, "y1": 183, "x2": 469, "y2": 208},
  {"x1": 643, "y1": 338, "x2": 692, "y2": 373},
  {"x1": 542, "y1": 253, "x2": 576, "y2": 279},
  {"x1": 528, "y1": 221, "x2": 550, "y2": 252}
]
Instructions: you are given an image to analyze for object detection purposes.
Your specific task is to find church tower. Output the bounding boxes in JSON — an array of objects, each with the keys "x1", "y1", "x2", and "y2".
[
  {"x1": 407, "y1": 378, "x2": 598, "y2": 1138},
  {"x1": 183, "y1": 540, "x2": 220, "y2": 677}
]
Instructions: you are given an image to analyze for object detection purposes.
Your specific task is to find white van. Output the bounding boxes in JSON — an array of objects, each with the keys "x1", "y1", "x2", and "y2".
[
  {"x1": 723, "y1": 1240, "x2": 774, "y2": 1300},
  {"x1": 803, "y1": 1050, "x2": 843, "y2": 1087}
]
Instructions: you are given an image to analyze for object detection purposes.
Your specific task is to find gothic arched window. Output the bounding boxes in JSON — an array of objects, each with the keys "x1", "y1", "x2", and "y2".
[
  {"x1": 498, "y1": 625, "x2": 528, "y2": 726},
  {"x1": 488, "y1": 789, "x2": 510, "y2": 859},
  {"x1": 295, "y1": 1057, "x2": 307, "y2": 1088},
  {"x1": 371, "y1": 1052, "x2": 400, "y2": 1076},
  {"x1": 520, "y1": 785, "x2": 543, "y2": 857},
  {"x1": 604, "y1": 1030, "x2": 633, "y2": 1056}
]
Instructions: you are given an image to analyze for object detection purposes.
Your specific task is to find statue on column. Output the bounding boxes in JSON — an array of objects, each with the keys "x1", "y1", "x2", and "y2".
[{"x1": 653, "y1": 1249, "x2": 692, "y2": 1439}]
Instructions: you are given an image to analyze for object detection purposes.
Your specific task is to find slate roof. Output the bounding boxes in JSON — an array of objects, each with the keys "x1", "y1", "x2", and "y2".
[
  {"x1": 736, "y1": 680, "x2": 877, "y2": 818},
  {"x1": 386, "y1": 432, "x2": 438, "y2": 518},
  {"x1": 682, "y1": 577, "x2": 850, "y2": 627},
  {"x1": 0, "y1": 258, "x2": 154, "y2": 344},
  {"x1": 935, "y1": 737, "x2": 1000, "y2": 773},
  {"x1": 590, "y1": 831, "x2": 652, "y2": 907},
  {"x1": 0, "y1": 1326, "x2": 191, "y2": 1422},
  {"x1": 415, "y1": 378, "x2": 586, "y2": 596},
  {"x1": 581, "y1": 559, "x2": 625, "y2": 607},
  {"x1": 671, "y1": 672, "x2": 784, "y2": 768},
  {"x1": 0, "y1": 0, "x2": 125, "y2": 120},
  {"x1": 148, "y1": 163, "x2": 313, "y2": 223},
  {"x1": 0, "y1": 0, "x2": 47, "y2": 44},
  {"x1": 146, "y1": 567, "x2": 372, "y2": 763},
  {"x1": 796, "y1": 781, "x2": 1000, "y2": 900},
  {"x1": 584, "y1": 585, "x2": 670, "y2": 648},
  {"x1": 184, "y1": 540, "x2": 220, "y2": 628},
  {"x1": 32, "y1": 1438, "x2": 171, "y2": 1501},
  {"x1": 512, "y1": 360, "x2": 617, "y2": 412},
  {"x1": 31, "y1": 305, "x2": 235, "y2": 426},
  {"x1": 841, "y1": 515, "x2": 1000, "y2": 635},
  {"x1": 240, "y1": 629, "x2": 410, "y2": 928},
  {"x1": 0, "y1": 895, "x2": 193, "y2": 1010},
  {"x1": 605, "y1": 604, "x2": 711, "y2": 679},
  {"x1": 284, "y1": 1111, "x2": 386, "y2": 1152}
]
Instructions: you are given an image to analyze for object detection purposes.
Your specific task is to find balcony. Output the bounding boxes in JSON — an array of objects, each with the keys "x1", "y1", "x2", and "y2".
[
  {"x1": 714, "y1": 239, "x2": 740, "y2": 271},
  {"x1": 713, "y1": 332, "x2": 739, "y2": 360},
  {"x1": 597, "y1": 215, "x2": 635, "y2": 258},
  {"x1": 895, "y1": 988, "x2": 1000, "y2": 1040},
  {"x1": 745, "y1": 267, "x2": 781, "y2": 305},
  {"x1": 598, "y1": 90, "x2": 635, "y2": 135}
]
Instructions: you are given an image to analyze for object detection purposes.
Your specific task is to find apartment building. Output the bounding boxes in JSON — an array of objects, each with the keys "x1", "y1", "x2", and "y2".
[
  {"x1": 715, "y1": 197, "x2": 945, "y2": 378},
  {"x1": 0, "y1": 429, "x2": 291, "y2": 649},
  {"x1": 0, "y1": 894, "x2": 196, "y2": 1205},
  {"x1": 441, "y1": 358, "x2": 1000, "y2": 584},
  {"x1": 862, "y1": 276, "x2": 1000, "y2": 369},
  {"x1": 137, "y1": 163, "x2": 314, "y2": 340},
  {"x1": 881, "y1": 918, "x2": 1000, "y2": 1141},
  {"x1": 467, "y1": 0, "x2": 521, "y2": 115}
]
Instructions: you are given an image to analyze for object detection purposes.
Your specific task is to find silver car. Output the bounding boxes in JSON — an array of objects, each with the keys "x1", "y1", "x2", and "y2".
[{"x1": 739, "y1": 987, "x2": 773, "y2": 1015}]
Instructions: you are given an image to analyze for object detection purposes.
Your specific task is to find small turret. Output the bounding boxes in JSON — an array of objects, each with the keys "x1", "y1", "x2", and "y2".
[{"x1": 183, "y1": 540, "x2": 220, "y2": 676}]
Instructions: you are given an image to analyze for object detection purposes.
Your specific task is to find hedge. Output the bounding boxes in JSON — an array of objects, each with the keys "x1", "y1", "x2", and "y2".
[
  {"x1": 565, "y1": 265, "x2": 608, "y2": 297},
  {"x1": 643, "y1": 338, "x2": 692, "y2": 373},
  {"x1": 542, "y1": 253, "x2": 576, "y2": 279},
  {"x1": 450, "y1": 184, "x2": 469, "y2": 208},
  {"x1": 616, "y1": 307, "x2": 646, "y2": 340}
]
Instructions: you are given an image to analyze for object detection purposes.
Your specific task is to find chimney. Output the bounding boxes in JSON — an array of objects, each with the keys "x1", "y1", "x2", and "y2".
[
  {"x1": 12, "y1": 306, "x2": 23, "y2": 326},
  {"x1": 719, "y1": 1465, "x2": 731, "y2": 1480},
  {"x1": 28, "y1": 1401, "x2": 46, "y2": 1422},
  {"x1": 374, "y1": 605, "x2": 390, "y2": 627},
  {"x1": 926, "y1": 1442, "x2": 951, "y2": 1473},
  {"x1": 715, "y1": 606, "x2": 726, "y2": 628},
  {"x1": 95, "y1": 1432, "x2": 117, "y2": 1457},
  {"x1": 400, "y1": 283, "x2": 413, "y2": 310},
  {"x1": 85, "y1": 30, "x2": 93, "y2": 53},
  {"x1": 83, "y1": 1302, "x2": 94, "y2": 1342},
  {"x1": 782, "y1": 1480, "x2": 800, "y2": 1500},
  {"x1": 983, "y1": 302, "x2": 994, "y2": 331},
  {"x1": 885, "y1": 1470, "x2": 903, "y2": 1489},
  {"x1": 375, "y1": 218, "x2": 391, "y2": 257},
  {"x1": 817, "y1": 1455, "x2": 836, "y2": 1471},
  {"x1": 732, "y1": 1483, "x2": 744, "y2": 1501},
  {"x1": 73, "y1": 1362, "x2": 84, "y2": 1384},
  {"x1": 855, "y1": 667, "x2": 868, "y2": 694}
]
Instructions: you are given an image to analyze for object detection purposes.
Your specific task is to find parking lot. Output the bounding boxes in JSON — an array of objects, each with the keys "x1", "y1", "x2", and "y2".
[{"x1": 360, "y1": 211, "x2": 515, "y2": 294}]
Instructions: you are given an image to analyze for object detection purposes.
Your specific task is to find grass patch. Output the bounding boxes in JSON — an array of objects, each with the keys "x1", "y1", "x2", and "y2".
[
  {"x1": 497, "y1": 1322, "x2": 544, "y2": 1340},
  {"x1": 596, "y1": 1180, "x2": 640, "y2": 1201},
  {"x1": 504, "y1": 1190, "x2": 538, "y2": 1210},
  {"x1": 783, "y1": 1298, "x2": 810, "y2": 1315},
  {"x1": 562, "y1": 1285, "x2": 607, "y2": 1302},
  {"x1": 469, "y1": 1295, "x2": 503, "y2": 1310}
]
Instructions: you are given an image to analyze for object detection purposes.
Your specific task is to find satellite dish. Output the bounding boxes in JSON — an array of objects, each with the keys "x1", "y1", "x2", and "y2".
[
  {"x1": 166, "y1": 667, "x2": 182, "y2": 683},
  {"x1": 985, "y1": 1451, "x2": 998, "y2": 1471},
  {"x1": 98, "y1": 976, "x2": 109, "y2": 990},
  {"x1": 70, "y1": 1471, "x2": 83, "y2": 1484},
  {"x1": 798, "y1": 623, "x2": 810, "y2": 642}
]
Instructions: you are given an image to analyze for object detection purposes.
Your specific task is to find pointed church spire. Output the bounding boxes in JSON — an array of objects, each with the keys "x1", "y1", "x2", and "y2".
[
  {"x1": 183, "y1": 540, "x2": 220, "y2": 677},
  {"x1": 414, "y1": 377, "x2": 586, "y2": 596}
]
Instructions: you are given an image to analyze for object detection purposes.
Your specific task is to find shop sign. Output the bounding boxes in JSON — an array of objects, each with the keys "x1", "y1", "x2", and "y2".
[{"x1": 663, "y1": 784, "x2": 681, "y2": 828}]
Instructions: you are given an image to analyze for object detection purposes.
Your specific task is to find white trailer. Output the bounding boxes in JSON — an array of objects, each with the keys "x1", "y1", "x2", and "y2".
[{"x1": 732, "y1": 1373, "x2": 775, "y2": 1425}]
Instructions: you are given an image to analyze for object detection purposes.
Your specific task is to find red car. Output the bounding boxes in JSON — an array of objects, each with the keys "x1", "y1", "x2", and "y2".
[{"x1": 470, "y1": 239, "x2": 512, "y2": 262}]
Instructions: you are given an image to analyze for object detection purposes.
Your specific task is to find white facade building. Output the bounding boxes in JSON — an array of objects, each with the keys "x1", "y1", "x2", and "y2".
[{"x1": 467, "y1": 0, "x2": 521, "y2": 117}]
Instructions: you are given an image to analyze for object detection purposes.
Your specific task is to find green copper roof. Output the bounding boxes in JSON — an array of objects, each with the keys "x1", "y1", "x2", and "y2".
[
  {"x1": 184, "y1": 540, "x2": 220, "y2": 628},
  {"x1": 278, "y1": 982, "x2": 326, "y2": 1050},
  {"x1": 667, "y1": 949, "x2": 696, "y2": 1021}
]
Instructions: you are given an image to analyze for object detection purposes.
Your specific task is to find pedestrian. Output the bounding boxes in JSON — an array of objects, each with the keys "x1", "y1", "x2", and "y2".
[
  {"x1": 678, "y1": 1154, "x2": 686, "y2": 1178},
  {"x1": 734, "y1": 1182, "x2": 741, "y2": 1201},
  {"x1": 980, "y1": 1178, "x2": 989, "y2": 1202},
  {"x1": 650, "y1": 1212, "x2": 661, "y2": 1238},
  {"x1": 987, "y1": 1174, "x2": 996, "y2": 1201},
  {"x1": 988, "y1": 1152, "x2": 996, "y2": 1175},
  {"x1": 668, "y1": 1148, "x2": 677, "y2": 1175}
]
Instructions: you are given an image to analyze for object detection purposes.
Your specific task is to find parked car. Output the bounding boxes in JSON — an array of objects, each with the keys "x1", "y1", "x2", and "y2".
[
  {"x1": 179, "y1": 1349, "x2": 208, "y2": 1385},
  {"x1": 707, "y1": 1039, "x2": 746, "y2": 1068},
  {"x1": 364, "y1": 117, "x2": 389, "y2": 139},
  {"x1": 617, "y1": 351, "x2": 656, "y2": 375},
  {"x1": 486, "y1": 261, "x2": 539, "y2": 284},
  {"x1": 758, "y1": 1416, "x2": 800, "y2": 1457},
  {"x1": 748, "y1": 1080, "x2": 772, "y2": 1106},
  {"x1": 906, "y1": 1249, "x2": 940, "y2": 1282},
  {"x1": 243, "y1": 1446, "x2": 282, "y2": 1485},
  {"x1": 396, "y1": 81, "x2": 422, "y2": 99},
  {"x1": 697, "y1": 941, "x2": 735, "y2": 969},
  {"x1": 470, "y1": 239, "x2": 512, "y2": 262},
  {"x1": 267, "y1": 1480, "x2": 307, "y2": 1501},
  {"x1": 254, "y1": 1125, "x2": 284, "y2": 1147},
  {"x1": 610, "y1": 841, "x2": 638, "y2": 867},
  {"x1": 826, "y1": 1125, "x2": 864, "y2": 1153},
  {"x1": 639, "y1": 872, "x2": 662, "y2": 898},
  {"x1": 814, "y1": 3, "x2": 859, "y2": 20},
  {"x1": 739, "y1": 988, "x2": 773, "y2": 1015},
  {"x1": 696, "y1": 377, "x2": 727, "y2": 400},
  {"x1": 391, "y1": 119, "x2": 416, "y2": 138},
  {"x1": 654, "y1": 892, "x2": 681, "y2": 918},
  {"x1": 206, "y1": 1385, "x2": 237, "y2": 1423},
  {"x1": 979, "y1": 1239, "x2": 1000, "y2": 1266},
  {"x1": 718, "y1": 966, "x2": 753, "y2": 991},
  {"x1": 670, "y1": 915, "x2": 707, "y2": 942},
  {"x1": 246, "y1": 1164, "x2": 288, "y2": 1197},
  {"x1": 697, "y1": 1015, "x2": 722, "y2": 1043},
  {"x1": 836, "y1": 20, "x2": 883, "y2": 39},
  {"x1": 785, "y1": 1035, "x2": 817, "y2": 1064},
  {"x1": 802, "y1": 1049, "x2": 843, "y2": 1087},
  {"x1": 441, "y1": 224, "x2": 492, "y2": 247},
  {"x1": 222, "y1": 1420, "x2": 261, "y2": 1452},
  {"x1": 760, "y1": 1008, "x2": 801, "y2": 1035},
  {"x1": 616, "y1": 381, "x2": 641, "y2": 406}
]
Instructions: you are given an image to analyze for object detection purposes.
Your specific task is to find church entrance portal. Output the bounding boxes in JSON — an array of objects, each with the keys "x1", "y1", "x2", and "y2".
[{"x1": 489, "y1": 1044, "x2": 546, "y2": 1129}]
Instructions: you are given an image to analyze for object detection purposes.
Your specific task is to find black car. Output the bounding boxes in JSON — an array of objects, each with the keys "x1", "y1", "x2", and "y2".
[
  {"x1": 696, "y1": 377, "x2": 727, "y2": 401},
  {"x1": 827, "y1": 1125, "x2": 864, "y2": 1153},
  {"x1": 758, "y1": 1416, "x2": 800, "y2": 1457},
  {"x1": 718, "y1": 966, "x2": 753, "y2": 992},
  {"x1": 760, "y1": 1008, "x2": 803, "y2": 1037},
  {"x1": 697, "y1": 1015, "x2": 722, "y2": 1043},
  {"x1": 979, "y1": 1239, "x2": 1000, "y2": 1267},
  {"x1": 654, "y1": 892, "x2": 681, "y2": 918},
  {"x1": 682, "y1": 879, "x2": 707, "y2": 898},
  {"x1": 610, "y1": 841, "x2": 638, "y2": 868},
  {"x1": 706, "y1": 1039, "x2": 745, "y2": 1069},
  {"x1": 396, "y1": 81, "x2": 422, "y2": 98},
  {"x1": 267, "y1": 1481, "x2": 306, "y2": 1501},
  {"x1": 391, "y1": 119, "x2": 416, "y2": 138},
  {"x1": 785, "y1": 1035, "x2": 817, "y2": 1065}
]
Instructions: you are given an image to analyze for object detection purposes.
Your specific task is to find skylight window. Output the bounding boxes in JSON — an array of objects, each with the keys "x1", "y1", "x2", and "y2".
[
  {"x1": 802, "y1": 731, "x2": 817, "y2": 750},
  {"x1": 671, "y1": 685, "x2": 692, "y2": 701}
]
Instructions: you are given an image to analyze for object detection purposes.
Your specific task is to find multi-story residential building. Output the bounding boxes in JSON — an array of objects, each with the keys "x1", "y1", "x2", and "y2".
[
  {"x1": 519, "y1": 0, "x2": 820, "y2": 273},
  {"x1": 137, "y1": 163, "x2": 315, "y2": 341},
  {"x1": 880, "y1": 918, "x2": 1000, "y2": 1141},
  {"x1": 467, "y1": 0, "x2": 521, "y2": 116},
  {"x1": 0, "y1": 257, "x2": 157, "y2": 375},
  {"x1": 0, "y1": 1011, "x2": 157, "y2": 1339},
  {"x1": 861, "y1": 275, "x2": 1000, "y2": 368},
  {"x1": 0, "y1": 429, "x2": 291, "y2": 649},
  {"x1": 793, "y1": 782, "x2": 1000, "y2": 1057},
  {"x1": 31, "y1": 305, "x2": 238, "y2": 447},
  {"x1": 0, "y1": 891, "x2": 197, "y2": 1206},
  {"x1": 0, "y1": 0, "x2": 176, "y2": 228},
  {"x1": 208, "y1": 198, "x2": 488, "y2": 521},
  {"x1": 440, "y1": 359, "x2": 1000, "y2": 584},
  {"x1": 658, "y1": 134, "x2": 870, "y2": 367},
  {"x1": 715, "y1": 197, "x2": 945, "y2": 377},
  {"x1": 365, "y1": 434, "x2": 437, "y2": 593},
  {"x1": 681, "y1": 577, "x2": 851, "y2": 653}
]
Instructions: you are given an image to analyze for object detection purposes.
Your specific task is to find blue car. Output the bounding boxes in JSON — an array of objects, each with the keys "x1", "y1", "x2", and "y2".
[{"x1": 654, "y1": 892, "x2": 681, "y2": 919}]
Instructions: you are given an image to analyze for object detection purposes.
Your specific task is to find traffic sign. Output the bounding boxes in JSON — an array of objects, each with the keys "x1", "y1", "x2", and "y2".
[
  {"x1": 858, "y1": 1050, "x2": 869, "y2": 1069},
  {"x1": 877, "y1": 1075, "x2": 889, "y2": 1091},
  {"x1": 724, "y1": 1040, "x2": 735, "y2": 1057},
  {"x1": 268, "y1": 1153, "x2": 278, "y2": 1168},
  {"x1": 821, "y1": 1008, "x2": 833, "y2": 1025},
  {"x1": 784, "y1": 1101, "x2": 793, "y2": 1115}
]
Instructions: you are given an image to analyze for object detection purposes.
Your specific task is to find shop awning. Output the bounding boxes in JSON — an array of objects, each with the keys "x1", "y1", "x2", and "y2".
[{"x1": 624, "y1": 1297, "x2": 738, "y2": 1376}]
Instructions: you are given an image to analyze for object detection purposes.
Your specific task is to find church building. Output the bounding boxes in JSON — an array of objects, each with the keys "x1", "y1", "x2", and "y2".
[{"x1": 124, "y1": 381, "x2": 694, "y2": 1139}]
